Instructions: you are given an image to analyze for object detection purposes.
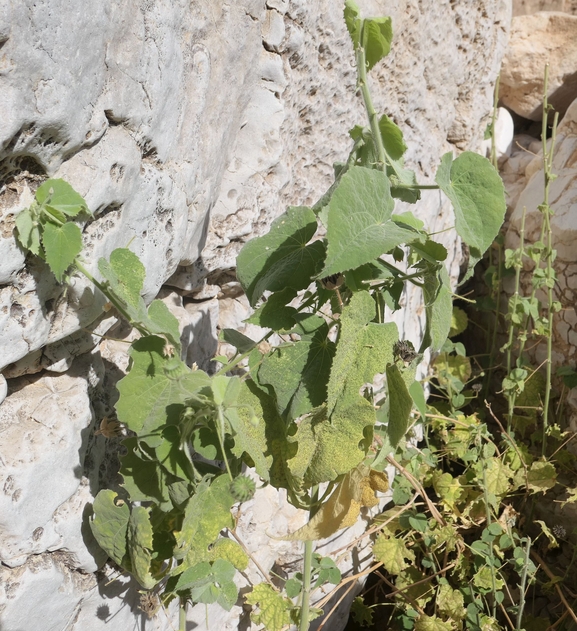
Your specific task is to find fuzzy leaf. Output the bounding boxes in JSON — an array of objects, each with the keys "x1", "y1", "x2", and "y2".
[
  {"x1": 90, "y1": 490, "x2": 130, "y2": 566},
  {"x1": 293, "y1": 401, "x2": 376, "y2": 485},
  {"x1": 116, "y1": 336, "x2": 211, "y2": 446},
  {"x1": 327, "y1": 291, "x2": 398, "y2": 415},
  {"x1": 41, "y1": 220, "x2": 82, "y2": 282},
  {"x1": 176, "y1": 560, "x2": 238, "y2": 610},
  {"x1": 379, "y1": 114, "x2": 407, "y2": 160},
  {"x1": 227, "y1": 380, "x2": 292, "y2": 484},
  {"x1": 173, "y1": 476, "x2": 235, "y2": 573},
  {"x1": 436, "y1": 152, "x2": 506, "y2": 278},
  {"x1": 207, "y1": 539, "x2": 249, "y2": 571},
  {"x1": 237, "y1": 206, "x2": 324, "y2": 307},
  {"x1": 258, "y1": 325, "x2": 335, "y2": 420},
  {"x1": 373, "y1": 534, "x2": 415, "y2": 574},
  {"x1": 320, "y1": 166, "x2": 418, "y2": 277},
  {"x1": 246, "y1": 584, "x2": 292, "y2": 631},
  {"x1": 99, "y1": 248, "x2": 145, "y2": 309},
  {"x1": 147, "y1": 300, "x2": 182, "y2": 353}
]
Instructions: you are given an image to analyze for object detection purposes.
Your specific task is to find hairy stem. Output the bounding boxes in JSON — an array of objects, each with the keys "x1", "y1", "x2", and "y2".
[{"x1": 299, "y1": 540, "x2": 314, "y2": 631}]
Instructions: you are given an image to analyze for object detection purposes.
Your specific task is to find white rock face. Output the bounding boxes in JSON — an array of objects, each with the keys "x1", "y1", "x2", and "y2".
[
  {"x1": 505, "y1": 97, "x2": 577, "y2": 428},
  {"x1": 500, "y1": 12, "x2": 577, "y2": 121},
  {"x1": 0, "y1": 0, "x2": 511, "y2": 629}
]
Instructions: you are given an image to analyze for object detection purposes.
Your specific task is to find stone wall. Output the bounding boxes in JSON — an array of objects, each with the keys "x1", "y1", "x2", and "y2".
[{"x1": 0, "y1": 1, "x2": 510, "y2": 629}]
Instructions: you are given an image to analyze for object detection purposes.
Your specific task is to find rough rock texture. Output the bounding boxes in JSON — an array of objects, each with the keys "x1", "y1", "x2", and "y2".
[
  {"x1": 0, "y1": 0, "x2": 511, "y2": 629},
  {"x1": 500, "y1": 12, "x2": 577, "y2": 121},
  {"x1": 513, "y1": 0, "x2": 577, "y2": 15},
  {"x1": 505, "y1": 98, "x2": 577, "y2": 432}
]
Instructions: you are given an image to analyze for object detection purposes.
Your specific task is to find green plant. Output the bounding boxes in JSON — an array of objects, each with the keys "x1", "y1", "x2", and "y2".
[{"x1": 13, "y1": 3, "x2": 507, "y2": 630}]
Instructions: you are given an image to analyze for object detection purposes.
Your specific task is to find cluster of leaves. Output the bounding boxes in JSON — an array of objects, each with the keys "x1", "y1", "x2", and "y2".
[
  {"x1": 13, "y1": 3, "x2": 509, "y2": 631},
  {"x1": 350, "y1": 313, "x2": 577, "y2": 631}
]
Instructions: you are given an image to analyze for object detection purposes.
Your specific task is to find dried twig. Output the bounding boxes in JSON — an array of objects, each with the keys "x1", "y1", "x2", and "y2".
[{"x1": 531, "y1": 550, "x2": 577, "y2": 627}]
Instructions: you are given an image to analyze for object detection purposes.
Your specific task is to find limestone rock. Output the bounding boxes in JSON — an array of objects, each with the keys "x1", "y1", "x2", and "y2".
[
  {"x1": 481, "y1": 107, "x2": 515, "y2": 162},
  {"x1": 0, "y1": 1, "x2": 266, "y2": 368},
  {"x1": 0, "y1": 354, "x2": 103, "y2": 568},
  {"x1": 513, "y1": 0, "x2": 577, "y2": 16},
  {"x1": 500, "y1": 12, "x2": 577, "y2": 121}
]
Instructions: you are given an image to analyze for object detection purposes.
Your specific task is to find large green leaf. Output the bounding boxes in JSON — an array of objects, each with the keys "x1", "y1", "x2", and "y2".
[
  {"x1": 385, "y1": 364, "x2": 413, "y2": 447},
  {"x1": 320, "y1": 166, "x2": 417, "y2": 277},
  {"x1": 258, "y1": 323, "x2": 335, "y2": 420},
  {"x1": 229, "y1": 380, "x2": 295, "y2": 485},
  {"x1": 128, "y1": 506, "x2": 156, "y2": 589},
  {"x1": 236, "y1": 206, "x2": 324, "y2": 307},
  {"x1": 327, "y1": 291, "x2": 397, "y2": 415},
  {"x1": 173, "y1": 476, "x2": 235, "y2": 573},
  {"x1": 90, "y1": 490, "x2": 130, "y2": 566},
  {"x1": 435, "y1": 152, "x2": 506, "y2": 277},
  {"x1": 115, "y1": 336, "x2": 211, "y2": 445},
  {"x1": 36, "y1": 178, "x2": 89, "y2": 217},
  {"x1": 42, "y1": 221, "x2": 82, "y2": 282},
  {"x1": 362, "y1": 16, "x2": 393, "y2": 71},
  {"x1": 292, "y1": 402, "x2": 376, "y2": 485}
]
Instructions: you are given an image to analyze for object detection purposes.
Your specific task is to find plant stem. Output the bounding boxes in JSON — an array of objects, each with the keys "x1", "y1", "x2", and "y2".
[
  {"x1": 299, "y1": 540, "x2": 314, "y2": 631},
  {"x1": 515, "y1": 537, "x2": 531, "y2": 631},
  {"x1": 540, "y1": 64, "x2": 559, "y2": 455},
  {"x1": 481, "y1": 460, "x2": 498, "y2": 619},
  {"x1": 490, "y1": 73, "x2": 500, "y2": 169},
  {"x1": 355, "y1": 42, "x2": 387, "y2": 172},
  {"x1": 506, "y1": 208, "x2": 526, "y2": 431},
  {"x1": 179, "y1": 598, "x2": 187, "y2": 631}
]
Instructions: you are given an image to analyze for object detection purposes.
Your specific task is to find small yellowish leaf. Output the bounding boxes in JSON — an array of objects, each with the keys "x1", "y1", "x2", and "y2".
[
  {"x1": 373, "y1": 534, "x2": 415, "y2": 575},
  {"x1": 414, "y1": 614, "x2": 453, "y2": 631},
  {"x1": 535, "y1": 520, "x2": 559, "y2": 549},
  {"x1": 527, "y1": 460, "x2": 557, "y2": 494},
  {"x1": 245, "y1": 584, "x2": 291, "y2": 631}
]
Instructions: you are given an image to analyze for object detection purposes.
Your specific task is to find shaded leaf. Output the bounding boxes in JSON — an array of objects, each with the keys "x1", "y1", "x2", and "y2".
[
  {"x1": 421, "y1": 265, "x2": 452, "y2": 352},
  {"x1": 15, "y1": 208, "x2": 42, "y2": 256},
  {"x1": 237, "y1": 206, "x2": 324, "y2": 307},
  {"x1": 385, "y1": 363, "x2": 413, "y2": 447},
  {"x1": 90, "y1": 490, "x2": 130, "y2": 566},
  {"x1": 258, "y1": 325, "x2": 335, "y2": 420},
  {"x1": 246, "y1": 288, "x2": 298, "y2": 331},
  {"x1": 344, "y1": 0, "x2": 362, "y2": 47}
]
